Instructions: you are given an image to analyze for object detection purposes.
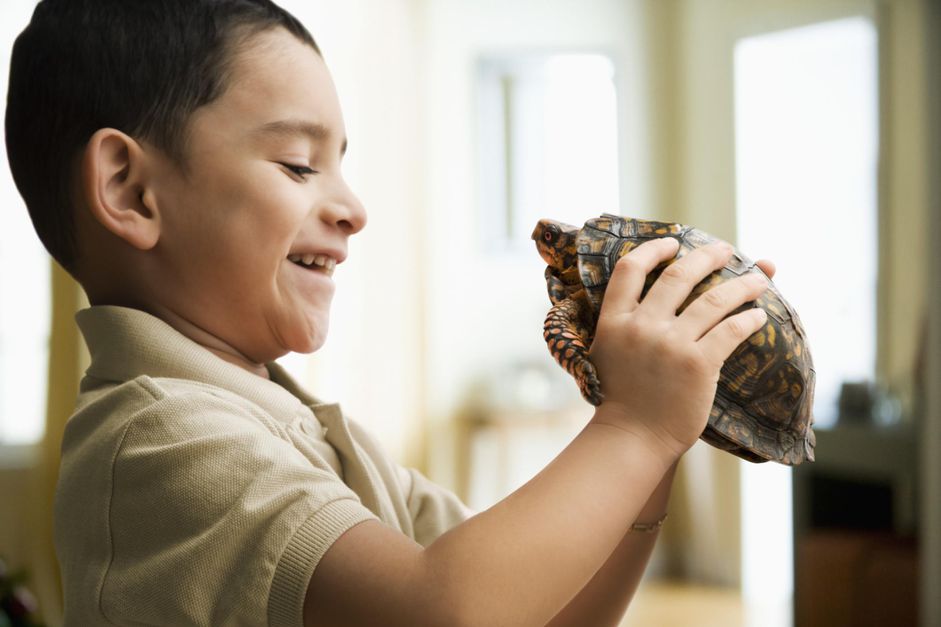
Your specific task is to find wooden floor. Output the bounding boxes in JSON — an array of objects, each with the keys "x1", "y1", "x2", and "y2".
[{"x1": 620, "y1": 580, "x2": 746, "y2": 627}]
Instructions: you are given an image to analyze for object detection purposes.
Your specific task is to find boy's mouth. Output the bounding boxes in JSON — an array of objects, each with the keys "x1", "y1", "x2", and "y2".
[{"x1": 288, "y1": 253, "x2": 337, "y2": 277}]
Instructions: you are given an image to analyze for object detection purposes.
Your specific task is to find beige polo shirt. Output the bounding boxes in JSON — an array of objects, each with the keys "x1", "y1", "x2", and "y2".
[{"x1": 54, "y1": 305, "x2": 472, "y2": 626}]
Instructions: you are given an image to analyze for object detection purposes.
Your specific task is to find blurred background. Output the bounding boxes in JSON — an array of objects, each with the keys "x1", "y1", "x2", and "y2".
[{"x1": 1, "y1": 0, "x2": 939, "y2": 625}]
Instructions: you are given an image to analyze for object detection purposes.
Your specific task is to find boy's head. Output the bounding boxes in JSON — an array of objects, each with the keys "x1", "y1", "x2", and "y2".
[
  {"x1": 7, "y1": 0, "x2": 315, "y2": 275},
  {"x1": 5, "y1": 0, "x2": 367, "y2": 364}
]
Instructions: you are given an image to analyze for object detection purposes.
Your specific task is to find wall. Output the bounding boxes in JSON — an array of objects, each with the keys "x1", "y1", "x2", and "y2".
[
  {"x1": 0, "y1": 465, "x2": 33, "y2": 575},
  {"x1": 920, "y1": 2, "x2": 940, "y2": 624},
  {"x1": 876, "y1": 0, "x2": 929, "y2": 410}
]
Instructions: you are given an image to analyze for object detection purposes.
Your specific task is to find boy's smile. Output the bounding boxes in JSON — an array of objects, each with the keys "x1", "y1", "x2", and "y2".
[{"x1": 136, "y1": 28, "x2": 366, "y2": 374}]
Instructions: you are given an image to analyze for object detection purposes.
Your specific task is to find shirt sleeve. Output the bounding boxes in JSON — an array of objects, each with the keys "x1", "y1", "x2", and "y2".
[
  {"x1": 397, "y1": 465, "x2": 476, "y2": 547},
  {"x1": 101, "y1": 387, "x2": 378, "y2": 627},
  {"x1": 342, "y1": 414, "x2": 475, "y2": 546}
]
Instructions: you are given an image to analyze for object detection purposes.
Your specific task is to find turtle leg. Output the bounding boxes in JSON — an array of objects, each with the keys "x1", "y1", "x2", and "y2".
[
  {"x1": 544, "y1": 297, "x2": 603, "y2": 406},
  {"x1": 545, "y1": 268, "x2": 568, "y2": 305}
]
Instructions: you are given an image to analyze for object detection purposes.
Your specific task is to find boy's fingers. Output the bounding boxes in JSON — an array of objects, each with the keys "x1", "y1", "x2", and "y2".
[
  {"x1": 698, "y1": 307, "x2": 768, "y2": 365},
  {"x1": 676, "y1": 272, "x2": 769, "y2": 340},
  {"x1": 755, "y1": 259, "x2": 776, "y2": 279},
  {"x1": 641, "y1": 242, "x2": 734, "y2": 315},
  {"x1": 603, "y1": 238, "x2": 681, "y2": 313}
]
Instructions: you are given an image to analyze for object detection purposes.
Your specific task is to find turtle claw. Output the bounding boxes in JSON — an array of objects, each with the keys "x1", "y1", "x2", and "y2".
[
  {"x1": 575, "y1": 360, "x2": 604, "y2": 406},
  {"x1": 544, "y1": 297, "x2": 603, "y2": 405}
]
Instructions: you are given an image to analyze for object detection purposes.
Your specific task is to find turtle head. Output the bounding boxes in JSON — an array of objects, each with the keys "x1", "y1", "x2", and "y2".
[{"x1": 532, "y1": 219, "x2": 579, "y2": 273}]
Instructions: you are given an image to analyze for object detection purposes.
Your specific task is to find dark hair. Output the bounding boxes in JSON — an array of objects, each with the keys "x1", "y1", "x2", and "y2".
[{"x1": 4, "y1": 0, "x2": 318, "y2": 275}]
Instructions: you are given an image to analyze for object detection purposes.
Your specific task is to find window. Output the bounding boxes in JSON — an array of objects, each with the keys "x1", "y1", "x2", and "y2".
[
  {"x1": 734, "y1": 16, "x2": 879, "y2": 622},
  {"x1": 0, "y1": 182, "x2": 51, "y2": 446},
  {"x1": 476, "y1": 53, "x2": 620, "y2": 251},
  {"x1": 1, "y1": 2, "x2": 52, "y2": 447},
  {"x1": 734, "y1": 17, "x2": 879, "y2": 429}
]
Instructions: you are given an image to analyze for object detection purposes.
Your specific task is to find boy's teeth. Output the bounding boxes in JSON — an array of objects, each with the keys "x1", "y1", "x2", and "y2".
[
  {"x1": 287, "y1": 252, "x2": 337, "y2": 276},
  {"x1": 317, "y1": 255, "x2": 337, "y2": 272}
]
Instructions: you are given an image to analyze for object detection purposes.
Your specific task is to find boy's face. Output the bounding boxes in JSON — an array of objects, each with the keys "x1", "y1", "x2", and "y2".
[{"x1": 146, "y1": 28, "x2": 365, "y2": 364}]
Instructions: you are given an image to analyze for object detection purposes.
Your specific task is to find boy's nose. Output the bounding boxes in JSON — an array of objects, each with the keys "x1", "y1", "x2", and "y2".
[{"x1": 323, "y1": 181, "x2": 367, "y2": 235}]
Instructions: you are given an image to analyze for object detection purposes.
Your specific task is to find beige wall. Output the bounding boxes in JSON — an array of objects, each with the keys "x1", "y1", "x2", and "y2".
[
  {"x1": 0, "y1": 465, "x2": 34, "y2": 573},
  {"x1": 920, "y1": 2, "x2": 940, "y2": 624},
  {"x1": 876, "y1": 0, "x2": 930, "y2": 410}
]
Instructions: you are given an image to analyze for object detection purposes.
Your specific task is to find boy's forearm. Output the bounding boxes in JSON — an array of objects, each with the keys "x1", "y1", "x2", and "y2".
[
  {"x1": 545, "y1": 462, "x2": 677, "y2": 627},
  {"x1": 420, "y1": 411, "x2": 677, "y2": 627}
]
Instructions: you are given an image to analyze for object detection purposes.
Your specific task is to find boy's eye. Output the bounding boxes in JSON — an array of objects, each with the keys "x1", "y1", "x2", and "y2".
[{"x1": 281, "y1": 163, "x2": 316, "y2": 179}]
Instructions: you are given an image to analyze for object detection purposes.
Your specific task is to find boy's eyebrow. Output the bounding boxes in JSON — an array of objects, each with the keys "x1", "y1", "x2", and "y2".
[{"x1": 250, "y1": 118, "x2": 347, "y2": 156}]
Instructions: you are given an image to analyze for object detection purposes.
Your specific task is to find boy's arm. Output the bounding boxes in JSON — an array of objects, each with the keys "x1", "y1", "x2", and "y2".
[
  {"x1": 305, "y1": 417, "x2": 674, "y2": 627},
  {"x1": 546, "y1": 260, "x2": 772, "y2": 627},
  {"x1": 545, "y1": 462, "x2": 677, "y2": 627},
  {"x1": 303, "y1": 238, "x2": 769, "y2": 627}
]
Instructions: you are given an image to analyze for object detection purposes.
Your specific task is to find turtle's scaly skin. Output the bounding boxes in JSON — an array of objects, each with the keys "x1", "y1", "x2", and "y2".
[
  {"x1": 532, "y1": 214, "x2": 816, "y2": 465},
  {"x1": 543, "y1": 275, "x2": 602, "y2": 403}
]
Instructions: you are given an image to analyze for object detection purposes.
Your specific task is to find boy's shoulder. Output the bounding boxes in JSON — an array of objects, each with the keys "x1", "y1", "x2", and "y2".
[
  {"x1": 55, "y1": 315, "x2": 383, "y2": 627},
  {"x1": 64, "y1": 304, "x2": 325, "y2": 469},
  {"x1": 71, "y1": 371, "x2": 284, "y2": 442}
]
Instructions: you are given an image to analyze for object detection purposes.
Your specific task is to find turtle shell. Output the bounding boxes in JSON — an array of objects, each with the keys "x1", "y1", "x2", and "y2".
[{"x1": 576, "y1": 214, "x2": 816, "y2": 465}]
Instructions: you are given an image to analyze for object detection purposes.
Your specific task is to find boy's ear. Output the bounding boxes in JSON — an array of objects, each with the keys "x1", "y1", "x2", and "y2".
[{"x1": 80, "y1": 128, "x2": 160, "y2": 250}]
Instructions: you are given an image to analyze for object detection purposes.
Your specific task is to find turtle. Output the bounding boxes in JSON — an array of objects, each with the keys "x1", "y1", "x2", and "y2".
[{"x1": 531, "y1": 213, "x2": 816, "y2": 465}]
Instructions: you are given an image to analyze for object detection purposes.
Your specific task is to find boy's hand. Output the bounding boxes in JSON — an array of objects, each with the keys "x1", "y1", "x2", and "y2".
[{"x1": 588, "y1": 238, "x2": 770, "y2": 462}]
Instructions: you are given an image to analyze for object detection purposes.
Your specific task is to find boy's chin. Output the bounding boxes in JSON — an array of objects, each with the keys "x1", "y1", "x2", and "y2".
[
  {"x1": 287, "y1": 321, "x2": 329, "y2": 355},
  {"x1": 293, "y1": 338, "x2": 326, "y2": 354}
]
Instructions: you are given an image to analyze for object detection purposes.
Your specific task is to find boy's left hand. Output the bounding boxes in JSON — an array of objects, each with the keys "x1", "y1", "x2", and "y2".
[{"x1": 755, "y1": 259, "x2": 776, "y2": 279}]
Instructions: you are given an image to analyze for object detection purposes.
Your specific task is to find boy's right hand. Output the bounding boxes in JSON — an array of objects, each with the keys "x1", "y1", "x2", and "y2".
[{"x1": 587, "y1": 237, "x2": 769, "y2": 463}]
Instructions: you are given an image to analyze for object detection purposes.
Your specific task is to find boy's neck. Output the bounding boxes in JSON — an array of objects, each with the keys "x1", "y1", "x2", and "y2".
[
  {"x1": 202, "y1": 345, "x2": 271, "y2": 379},
  {"x1": 95, "y1": 298, "x2": 273, "y2": 380},
  {"x1": 155, "y1": 306, "x2": 272, "y2": 379}
]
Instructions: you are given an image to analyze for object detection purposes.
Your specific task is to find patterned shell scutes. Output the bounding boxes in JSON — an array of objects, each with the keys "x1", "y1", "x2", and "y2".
[
  {"x1": 576, "y1": 215, "x2": 692, "y2": 316},
  {"x1": 574, "y1": 214, "x2": 816, "y2": 465}
]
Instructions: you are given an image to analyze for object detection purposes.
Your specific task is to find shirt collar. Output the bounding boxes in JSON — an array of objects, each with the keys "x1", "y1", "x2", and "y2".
[{"x1": 75, "y1": 305, "x2": 332, "y2": 420}]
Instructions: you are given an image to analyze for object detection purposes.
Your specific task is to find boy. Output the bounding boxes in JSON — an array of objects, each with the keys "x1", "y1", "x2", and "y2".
[{"x1": 5, "y1": 1, "x2": 772, "y2": 625}]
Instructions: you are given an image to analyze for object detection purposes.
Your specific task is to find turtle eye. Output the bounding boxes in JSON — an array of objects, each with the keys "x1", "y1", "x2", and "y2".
[{"x1": 544, "y1": 231, "x2": 554, "y2": 242}]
